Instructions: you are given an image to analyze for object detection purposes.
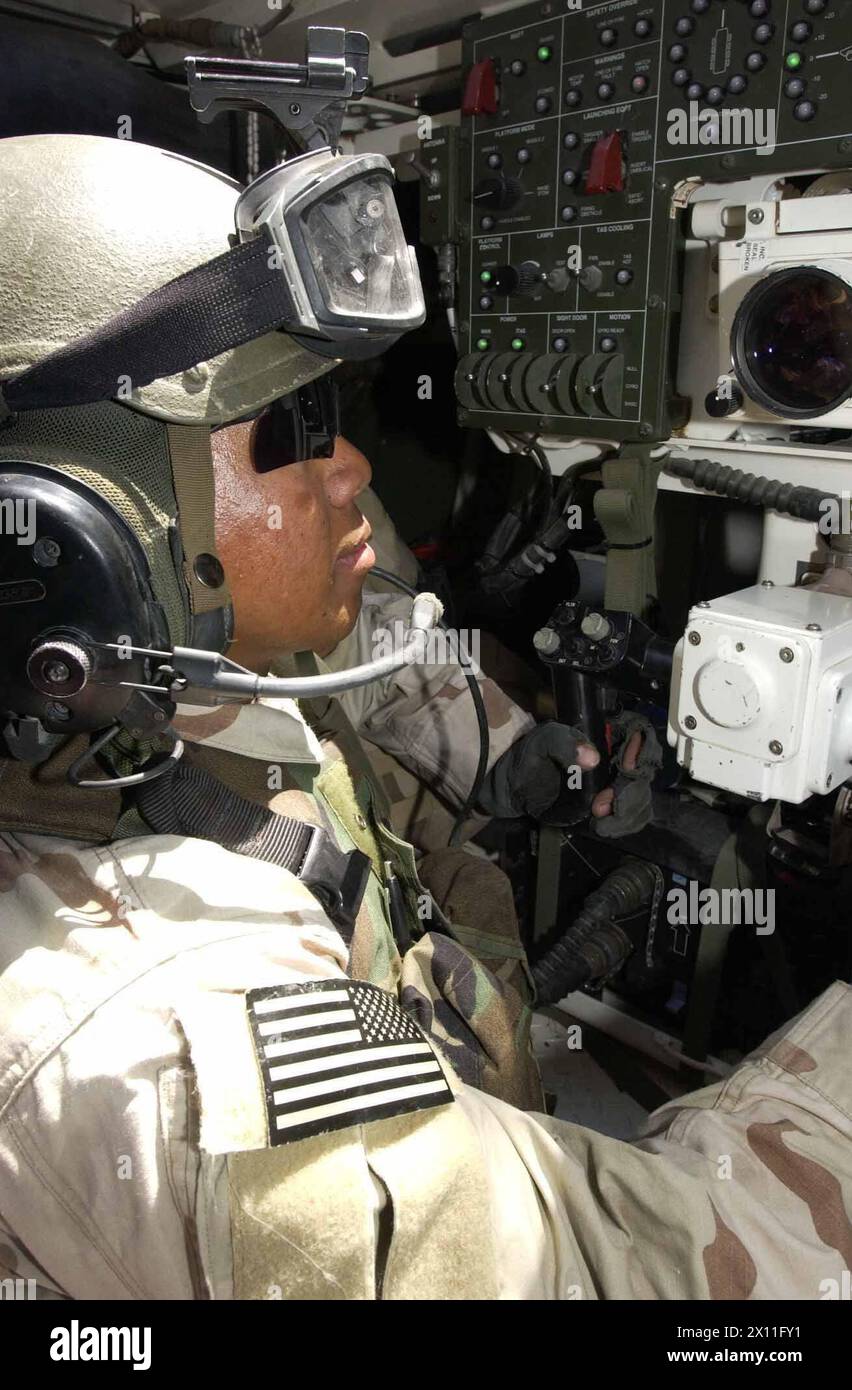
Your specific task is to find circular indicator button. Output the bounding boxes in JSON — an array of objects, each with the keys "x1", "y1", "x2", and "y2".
[{"x1": 793, "y1": 99, "x2": 817, "y2": 120}]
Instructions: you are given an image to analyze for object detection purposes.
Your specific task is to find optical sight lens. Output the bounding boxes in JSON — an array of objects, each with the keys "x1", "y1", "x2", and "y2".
[{"x1": 731, "y1": 268, "x2": 852, "y2": 417}]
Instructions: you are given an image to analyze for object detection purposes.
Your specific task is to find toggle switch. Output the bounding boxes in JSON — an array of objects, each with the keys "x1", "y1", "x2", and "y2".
[
  {"x1": 462, "y1": 58, "x2": 499, "y2": 116},
  {"x1": 585, "y1": 131, "x2": 625, "y2": 195}
]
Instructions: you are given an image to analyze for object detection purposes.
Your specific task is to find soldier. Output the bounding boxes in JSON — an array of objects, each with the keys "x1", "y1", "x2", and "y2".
[{"x1": 0, "y1": 133, "x2": 850, "y2": 1301}]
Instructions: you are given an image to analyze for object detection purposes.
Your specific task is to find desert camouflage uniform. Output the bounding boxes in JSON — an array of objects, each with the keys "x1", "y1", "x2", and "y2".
[
  {"x1": 0, "y1": 496, "x2": 847, "y2": 1303},
  {"x1": 327, "y1": 485, "x2": 539, "y2": 851},
  {"x1": 0, "y1": 684, "x2": 850, "y2": 1299}
]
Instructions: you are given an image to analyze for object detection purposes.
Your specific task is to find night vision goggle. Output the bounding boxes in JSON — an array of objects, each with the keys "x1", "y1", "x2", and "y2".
[{"x1": 0, "y1": 32, "x2": 424, "y2": 425}]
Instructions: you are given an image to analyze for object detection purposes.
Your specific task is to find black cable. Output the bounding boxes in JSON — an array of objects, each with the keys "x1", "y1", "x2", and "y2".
[
  {"x1": 370, "y1": 566, "x2": 490, "y2": 848},
  {"x1": 664, "y1": 455, "x2": 839, "y2": 522}
]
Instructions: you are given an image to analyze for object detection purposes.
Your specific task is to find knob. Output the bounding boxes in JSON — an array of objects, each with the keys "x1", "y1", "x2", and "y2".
[
  {"x1": 481, "y1": 264, "x2": 520, "y2": 294},
  {"x1": 471, "y1": 174, "x2": 523, "y2": 212},
  {"x1": 705, "y1": 383, "x2": 744, "y2": 417},
  {"x1": 533, "y1": 627, "x2": 561, "y2": 656},
  {"x1": 580, "y1": 612, "x2": 612, "y2": 642},
  {"x1": 546, "y1": 266, "x2": 573, "y2": 293},
  {"x1": 578, "y1": 264, "x2": 604, "y2": 293},
  {"x1": 516, "y1": 260, "x2": 543, "y2": 294},
  {"x1": 27, "y1": 638, "x2": 93, "y2": 697}
]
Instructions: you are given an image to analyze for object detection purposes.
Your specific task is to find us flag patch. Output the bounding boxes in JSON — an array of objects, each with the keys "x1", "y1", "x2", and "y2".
[{"x1": 246, "y1": 980, "x2": 454, "y2": 1145}]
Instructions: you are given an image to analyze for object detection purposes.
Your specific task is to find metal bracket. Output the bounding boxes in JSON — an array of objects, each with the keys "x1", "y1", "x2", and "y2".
[{"x1": 185, "y1": 26, "x2": 370, "y2": 152}]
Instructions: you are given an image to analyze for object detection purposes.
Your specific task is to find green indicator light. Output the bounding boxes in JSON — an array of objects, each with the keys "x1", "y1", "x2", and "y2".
[
  {"x1": 476, "y1": 336, "x2": 489, "y2": 350},
  {"x1": 480, "y1": 269, "x2": 492, "y2": 283},
  {"x1": 537, "y1": 44, "x2": 552, "y2": 61},
  {"x1": 511, "y1": 336, "x2": 525, "y2": 350},
  {"x1": 785, "y1": 51, "x2": 803, "y2": 70}
]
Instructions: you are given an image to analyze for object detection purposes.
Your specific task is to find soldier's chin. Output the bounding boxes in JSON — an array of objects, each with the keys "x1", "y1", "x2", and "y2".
[{"x1": 315, "y1": 596, "x2": 363, "y2": 658}]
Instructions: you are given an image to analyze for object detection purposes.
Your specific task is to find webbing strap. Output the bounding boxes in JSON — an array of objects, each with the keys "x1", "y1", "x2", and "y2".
[
  {"x1": 594, "y1": 451, "x2": 662, "y2": 618},
  {"x1": 0, "y1": 236, "x2": 295, "y2": 416},
  {"x1": 138, "y1": 760, "x2": 370, "y2": 937},
  {"x1": 166, "y1": 424, "x2": 231, "y2": 617}
]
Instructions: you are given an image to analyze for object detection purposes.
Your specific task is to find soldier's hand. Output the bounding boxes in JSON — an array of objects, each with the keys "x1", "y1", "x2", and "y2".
[
  {"x1": 478, "y1": 716, "x2": 661, "y2": 830},
  {"x1": 592, "y1": 712, "x2": 663, "y2": 838},
  {"x1": 477, "y1": 720, "x2": 605, "y2": 822}
]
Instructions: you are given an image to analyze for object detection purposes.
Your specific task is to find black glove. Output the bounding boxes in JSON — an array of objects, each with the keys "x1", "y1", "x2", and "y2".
[
  {"x1": 593, "y1": 712, "x2": 662, "y2": 839},
  {"x1": 477, "y1": 721, "x2": 595, "y2": 822}
]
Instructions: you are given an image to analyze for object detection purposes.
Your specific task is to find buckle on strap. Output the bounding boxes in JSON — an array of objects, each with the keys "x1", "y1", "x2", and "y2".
[{"x1": 298, "y1": 824, "x2": 371, "y2": 938}]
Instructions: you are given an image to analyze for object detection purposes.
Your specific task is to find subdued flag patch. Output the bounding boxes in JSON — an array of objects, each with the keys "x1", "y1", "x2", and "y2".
[{"x1": 246, "y1": 979, "x2": 454, "y2": 1144}]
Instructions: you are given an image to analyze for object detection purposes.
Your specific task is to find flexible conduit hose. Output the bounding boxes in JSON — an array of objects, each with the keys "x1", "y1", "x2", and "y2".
[
  {"x1": 532, "y1": 858, "x2": 658, "y2": 1006},
  {"x1": 664, "y1": 455, "x2": 839, "y2": 523}
]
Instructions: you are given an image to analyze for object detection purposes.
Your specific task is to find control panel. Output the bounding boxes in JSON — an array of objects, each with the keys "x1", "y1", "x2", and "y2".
[{"x1": 454, "y1": 0, "x2": 852, "y2": 442}]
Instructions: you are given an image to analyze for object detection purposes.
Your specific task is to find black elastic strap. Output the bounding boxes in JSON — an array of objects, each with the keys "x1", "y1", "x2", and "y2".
[
  {"x1": 0, "y1": 235, "x2": 297, "y2": 417},
  {"x1": 607, "y1": 537, "x2": 653, "y2": 551},
  {"x1": 138, "y1": 759, "x2": 370, "y2": 938}
]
